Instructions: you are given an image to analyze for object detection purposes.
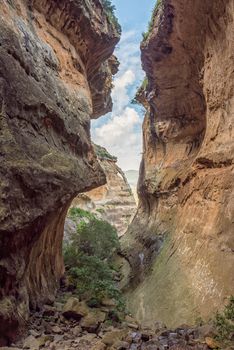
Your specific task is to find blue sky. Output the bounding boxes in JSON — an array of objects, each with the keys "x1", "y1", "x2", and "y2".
[{"x1": 92, "y1": 0, "x2": 156, "y2": 171}]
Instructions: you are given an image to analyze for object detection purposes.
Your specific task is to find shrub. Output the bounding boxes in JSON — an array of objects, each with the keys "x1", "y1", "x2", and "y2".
[
  {"x1": 63, "y1": 217, "x2": 125, "y2": 311},
  {"x1": 63, "y1": 218, "x2": 119, "y2": 265},
  {"x1": 76, "y1": 218, "x2": 120, "y2": 259},
  {"x1": 63, "y1": 243, "x2": 80, "y2": 269},
  {"x1": 94, "y1": 144, "x2": 117, "y2": 162},
  {"x1": 214, "y1": 296, "x2": 234, "y2": 342},
  {"x1": 68, "y1": 207, "x2": 96, "y2": 221},
  {"x1": 68, "y1": 254, "x2": 113, "y2": 296}
]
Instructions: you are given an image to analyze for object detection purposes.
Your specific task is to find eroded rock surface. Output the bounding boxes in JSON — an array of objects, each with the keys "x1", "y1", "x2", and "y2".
[
  {"x1": 69, "y1": 145, "x2": 136, "y2": 236},
  {"x1": 123, "y1": 0, "x2": 234, "y2": 327},
  {"x1": 0, "y1": 0, "x2": 119, "y2": 344}
]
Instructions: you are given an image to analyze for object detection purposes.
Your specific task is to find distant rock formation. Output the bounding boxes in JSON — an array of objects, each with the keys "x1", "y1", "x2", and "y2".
[
  {"x1": 68, "y1": 145, "x2": 136, "y2": 237},
  {"x1": 0, "y1": 0, "x2": 120, "y2": 344},
  {"x1": 123, "y1": 0, "x2": 234, "y2": 328}
]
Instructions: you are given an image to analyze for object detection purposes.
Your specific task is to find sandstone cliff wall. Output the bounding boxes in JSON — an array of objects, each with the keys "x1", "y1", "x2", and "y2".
[
  {"x1": 70, "y1": 145, "x2": 136, "y2": 236},
  {"x1": 123, "y1": 0, "x2": 234, "y2": 327},
  {"x1": 0, "y1": 0, "x2": 119, "y2": 344}
]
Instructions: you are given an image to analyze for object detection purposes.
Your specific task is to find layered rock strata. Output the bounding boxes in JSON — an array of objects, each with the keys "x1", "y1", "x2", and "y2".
[
  {"x1": 69, "y1": 145, "x2": 136, "y2": 236},
  {"x1": 123, "y1": 0, "x2": 234, "y2": 327},
  {"x1": 0, "y1": 0, "x2": 119, "y2": 344}
]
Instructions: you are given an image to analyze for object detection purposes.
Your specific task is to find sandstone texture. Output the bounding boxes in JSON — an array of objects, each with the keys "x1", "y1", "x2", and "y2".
[
  {"x1": 70, "y1": 145, "x2": 136, "y2": 236},
  {"x1": 0, "y1": 0, "x2": 119, "y2": 344},
  {"x1": 123, "y1": 0, "x2": 234, "y2": 327}
]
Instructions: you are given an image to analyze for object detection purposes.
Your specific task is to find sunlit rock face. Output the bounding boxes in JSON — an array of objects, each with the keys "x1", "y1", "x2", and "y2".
[
  {"x1": 0, "y1": 0, "x2": 119, "y2": 344},
  {"x1": 123, "y1": 0, "x2": 234, "y2": 327},
  {"x1": 69, "y1": 145, "x2": 137, "y2": 237}
]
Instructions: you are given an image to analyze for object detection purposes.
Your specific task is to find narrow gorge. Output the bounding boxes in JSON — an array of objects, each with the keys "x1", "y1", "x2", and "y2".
[{"x1": 0, "y1": 0, "x2": 233, "y2": 349}]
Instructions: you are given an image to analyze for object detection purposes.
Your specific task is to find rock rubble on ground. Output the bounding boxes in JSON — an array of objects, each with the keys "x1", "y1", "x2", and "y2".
[{"x1": 2, "y1": 293, "x2": 231, "y2": 350}]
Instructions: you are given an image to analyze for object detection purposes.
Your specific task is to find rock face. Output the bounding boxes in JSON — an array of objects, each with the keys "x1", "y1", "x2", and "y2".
[
  {"x1": 123, "y1": 0, "x2": 234, "y2": 327},
  {"x1": 70, "y1": 145, "x2": 136, "y2": 236},
  {"x1": 0, "y1": 0, "x2": 119, "y2": 344}
]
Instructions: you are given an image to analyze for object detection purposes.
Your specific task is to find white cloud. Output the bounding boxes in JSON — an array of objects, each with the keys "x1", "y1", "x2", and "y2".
[
  {"x1": 112, "y1": 70, "x2": 135, "y2": 113},
  {"x1": 92, "y1": 108, "x2": 142, "y2": 170},
  {"x1": 120, "y1": 30, "x2": 136, "y2": 43},
  {"x1": 94, "y1": 107, "x2": 140, "y2": 143},
  {"x1": 116, "y1": 31, "x2": 143, "y2": 83},
  {"x1": 91, "y1": 30, "x2": 145, "y2": 171}
]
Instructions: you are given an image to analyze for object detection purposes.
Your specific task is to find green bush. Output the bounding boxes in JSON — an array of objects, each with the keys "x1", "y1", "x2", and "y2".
[
  {"x1": 63, "y1": 217, "x2": 124, "y2": 311},
  {"x1": 214, "y1": 296, "x2": 234, "y2": 342},
  {"x1": 76, "y1": 218, "x2": 120, "y2": 259},
  {"x1": 68, "y1": 207, "x2": 96, "y2": 221},
  {"x1": 63, "y1": 218, "x2": 119, "y2": 264},
  {"x1": 102, "y1": 0, "x2": 121, "y2": 34},
  {"x1": 94, "y1": 144, "x2": 117, "y2": 162},
  {"x1": 63, "y1": 243, "x2": 80, "y2": 269}
]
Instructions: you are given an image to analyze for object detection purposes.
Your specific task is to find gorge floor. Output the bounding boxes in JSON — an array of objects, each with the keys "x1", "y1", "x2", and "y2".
[{"x1": 3, "y1": 290, "x2": 231, "y2": 350}]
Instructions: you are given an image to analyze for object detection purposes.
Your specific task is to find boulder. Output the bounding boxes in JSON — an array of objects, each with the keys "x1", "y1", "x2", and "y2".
[
  {"x1": 90, "y1": 341, "x2": 107, "y2": 350},
  {"x1": 195, "y1": 325, "x2": 217, "y2": 339},
  {"x1": 23, "y1": 335, "x2": 40, "y2": 349},
  {"x1": 80, "y1": 310, "x2": 106, "y2": 332},
  {"x1": 102, "y1": 329, "x2": 128, "y2": 346},
  {"x1": 101, "y1": 298, "x2": 116, "y2": 307},
  {"x1": 112, "y1": 340, "x2": 130, "y2": 349},
  {"x1": 51, "y1": 325, "x2": 62, "y2": 334},
  {"x1": 62, "y1": 298, "x2": 89, "y2": 320},
  {"x1": 205, "y1": 337, "x2": 221, "y2": 349}
]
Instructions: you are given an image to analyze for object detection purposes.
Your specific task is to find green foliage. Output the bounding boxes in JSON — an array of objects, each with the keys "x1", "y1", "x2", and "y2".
[
  {"x1": 94, "y1": 144, "x2": 117, "y2": 162},
  {"x1": 214, "y1": 296, "x2": 234, "y2": 342},
  {"x1": 87, "y1": 298, "x2": 100, "y2": 308},
  {"x1": 142, "y1": 0, "x2": 162, "y2": 42},
  {"x1": 76, "y1": 218, "x2": 120, "y2": 259},
  {"x1": 63, "y1": 218, "x2": 119, "y2": 264},
  {"x1": 63, "y1": 243, "x2": 80, "y2": 269},
  {"x1": 63, "y1": 218, "x2": 125, "y2": 311},
  {"x1": 69, "y1": 254, "x2": 114, "y2": 297},
  {"x1": 102, "y1": 0, "x2": 121, "y2": 34},
  {"x1": 68, "y1": 207, "x2": 96, "y2": 221}
]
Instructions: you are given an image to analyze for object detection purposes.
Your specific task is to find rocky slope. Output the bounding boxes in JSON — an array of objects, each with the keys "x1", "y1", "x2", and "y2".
[
  {"x1": 68, "y1": 145, "x2": 136, "y2": 237},
  {"x1": 0, "y1": 0, "x2": 120, "y2": 344},
  {"x1": 122, "y1": 0, "x2": 234, "y2": 327},
  {"x1": 7, "y1": 291, "x2": 222, "y2": 350}
]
